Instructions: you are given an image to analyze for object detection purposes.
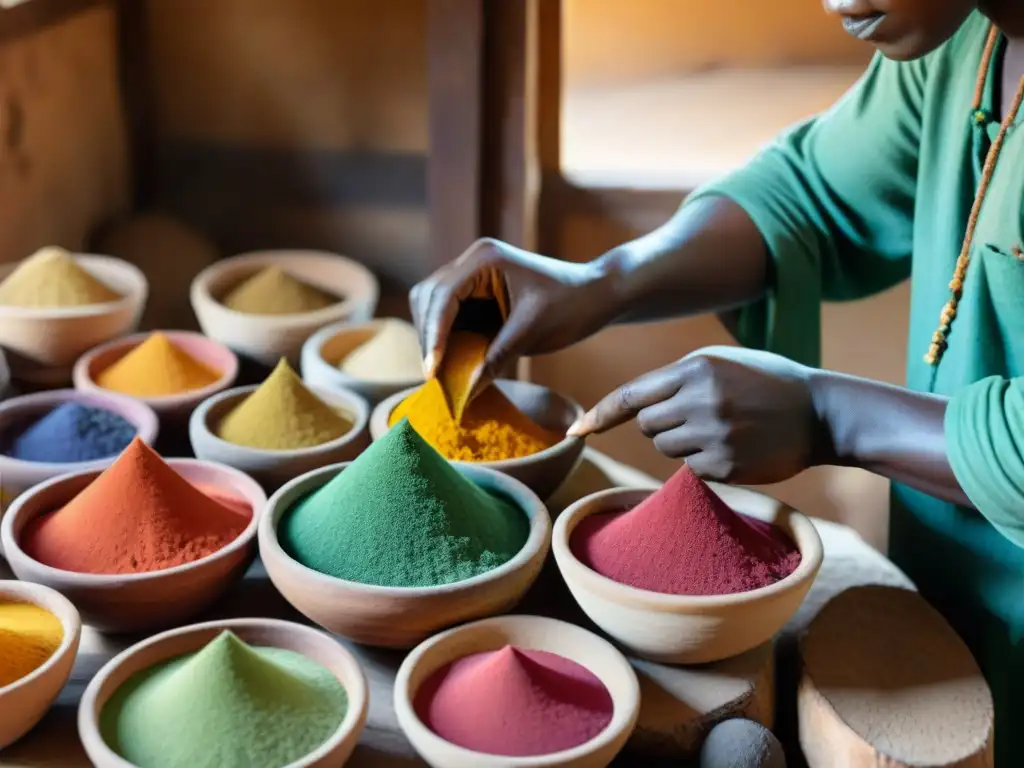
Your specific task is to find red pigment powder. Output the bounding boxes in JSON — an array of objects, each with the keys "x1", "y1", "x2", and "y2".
[
  {"x1": 571, "y1": 465, "x2": 801, "y2": 595},
  {"x1": 22, "y1": 438, "x2": 250, "y2": 575},
  {"x1": 414, "y1": 645, "x2": 614, "y2": 756}
]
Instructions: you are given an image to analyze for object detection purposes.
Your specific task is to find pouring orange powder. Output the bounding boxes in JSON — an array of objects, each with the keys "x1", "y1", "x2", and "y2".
[{"x1": 21, "y1": 438, "x2": 250, "y2": 574}]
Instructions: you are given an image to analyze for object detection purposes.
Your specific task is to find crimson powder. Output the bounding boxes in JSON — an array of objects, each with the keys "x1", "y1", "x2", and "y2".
[{"x1": 571, "y1": 465, "x2": 800, "y2": 595}]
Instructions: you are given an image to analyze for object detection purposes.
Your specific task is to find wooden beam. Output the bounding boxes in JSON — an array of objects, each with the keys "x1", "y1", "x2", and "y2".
[
  {"x1": 113, "y1": 0, "x2": 155, "y2": 207},
  {"x1": 535, "y1": 0, "x2": 562, "y2": 256},
  {"x1": 0, "y1": 0, "x2": 102, "y2": 42},
  {"x1": 427, "y1": 0, "x2": 484, "y2": 268}
]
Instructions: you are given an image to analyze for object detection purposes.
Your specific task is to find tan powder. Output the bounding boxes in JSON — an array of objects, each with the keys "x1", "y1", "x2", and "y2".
[
  {"x1": 0, "y1": 247, "x2": 121, "y2": 308},
  {"x1": 340, "y1": 319, "x2": 423, "y2": 383},
  {"x1": 221, "y1": 267, "x2": 338, "y2": 316}
]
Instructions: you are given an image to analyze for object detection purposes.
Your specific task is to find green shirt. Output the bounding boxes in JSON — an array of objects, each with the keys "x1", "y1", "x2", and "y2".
[{"x1": 693, "y1": 12, "x2": 1023, "y2": 764}]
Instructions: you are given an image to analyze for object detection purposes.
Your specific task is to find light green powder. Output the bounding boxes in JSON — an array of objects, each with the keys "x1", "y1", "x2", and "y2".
[{"x1": 100, "y1": 631, "x2": 348, "y2": 768}]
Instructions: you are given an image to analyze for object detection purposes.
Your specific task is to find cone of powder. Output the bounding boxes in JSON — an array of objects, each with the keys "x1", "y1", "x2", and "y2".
[
  {"x1": 8, "y1": 402, "x2": 137, "y2": 463},
  {"x1": 280, "y1": 418, "x2": 528, "y2": 587},
  {"x1": 414, "y1": 645, "x2": 613, "y2": 756},
  {"x1": 100, "y1": 630, "x2": 348, "y2": 768},
  {"x1": 21, "y1": 437, "x2": 250, "y2": 574},
  {"x1": 0, "y1": 246, "x2": 121, "y2": 308},
  {"x1": 571, "y1": 465, "x2": 801, "y2": 596},
  {"x1": 339, "y1": 319, "x2": 422, "y2": 383},
  {"x1": 216, "y1": 359, "x2": 352, "y2": 450},
  {"x1": 222, "y1": 267, "x2": 338, "y2": 316},
  {"x1": 97, "y1": 333, "x2": 221, "y2": 397}
]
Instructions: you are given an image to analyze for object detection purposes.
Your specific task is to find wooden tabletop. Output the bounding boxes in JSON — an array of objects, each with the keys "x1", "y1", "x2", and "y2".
[{"x1": 0, "y1": 450, "x2": 911, "y2": 767}]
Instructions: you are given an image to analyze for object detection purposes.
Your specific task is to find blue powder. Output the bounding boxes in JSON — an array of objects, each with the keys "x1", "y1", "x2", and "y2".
[{"x1": 8, "y1": 402, "x2": 137, "y2": 463}]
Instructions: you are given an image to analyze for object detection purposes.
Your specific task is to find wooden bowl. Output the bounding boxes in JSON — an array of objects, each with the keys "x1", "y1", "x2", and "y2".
[
  {"x1": 0, "y1": 580, "x2": 82, "y2": 749},
  {"x1": 552, "y1": 486, "x2": 823, "y2": 664},
  {"x1": 78, "y1": 618, "x2": 369, "y2": 767},
  {"x1": 371, "y1": 379, "x2": 585, "y2": 501},
  {"x1": 301, "y1": 319, "x2": 424, "y2": 407},
  {"x1": 0, "y1": 389, "x2": 160, "y2": 551},
  {"x1": 0, "y1": 459, "x2": 267, "y2": 633},
  {"x1": 0, "y1": 254, "x2": 148, "y2": 387},
  {"x1": 73, "y1": 331, "x2": 239, "y2": 427},
  {"x1": 394, "y1": 615, "x2": 640, "y2": 768},
  {"x1": 259, "y1": 462, "x2": 551, "y2": 648},
  {"x1": 189, "y1": 382, "x2": 371, "y2": 492},
  {"x1": 190, "y1": 250, "x2": 379, "y2": 367}
]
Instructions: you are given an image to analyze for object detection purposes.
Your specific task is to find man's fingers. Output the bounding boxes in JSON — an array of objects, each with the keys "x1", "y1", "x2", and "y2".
[{"x1": 568, "y1": 365, "x2": 684, "y2": 437}]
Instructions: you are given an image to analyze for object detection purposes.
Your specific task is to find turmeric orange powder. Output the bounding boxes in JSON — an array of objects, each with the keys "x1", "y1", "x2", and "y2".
[
  {"x1": 390, "y1": 379, "x2": 560, "y2": 462},
  {"x1": 437, "y1": 331, "x2": 489, "y2": 422}
]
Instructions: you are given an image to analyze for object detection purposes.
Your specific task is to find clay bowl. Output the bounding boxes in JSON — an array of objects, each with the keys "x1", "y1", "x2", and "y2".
[
  {"x1": 78, "y1": 618, "x2": 369, "y2": 767},
  {"x1": 189, "y1": 382, "x2": 371, "y2": 492},
  {"x1": 190, "y1": 250, "x2": 379, "y2": 368},
  {"x1": 0, "y1": 459, "x2": 267, "y2": 633},
  {"x1": 371, "y1": 379, "x2": 585, "y2": 501},
  {"x1": 0, "y1": 389, "x2": 159, "y2": 550},
  {"x1": 73, "y1": 331, "x2": 239, "y2": 428},
  {"x1": 0, "y1": 254, "x2": 148, "y2": 388},
  {"x1": 259, "y1": 462, "x2": 551, "y2": 648},
  {"x1": 301, "y1": 319, "x2": 425, "y2": 407},
  {"x1": 394, "y1": 615, "x2": 640, "y2": 768},
  {"x1": 552, "y1": 486, "x2": 823, "y2": 665},
  {"x1": 0, "y1": 580, "x2": 82, "y2": 749}
]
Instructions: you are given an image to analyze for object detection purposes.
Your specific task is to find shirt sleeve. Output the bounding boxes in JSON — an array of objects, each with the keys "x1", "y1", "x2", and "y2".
[
  {"x1": 687, "y1": 52, "x2": 926, "y2": 367},
  {"x1": 945, "y1": 377, "x2": 1024, "y2": 548}
]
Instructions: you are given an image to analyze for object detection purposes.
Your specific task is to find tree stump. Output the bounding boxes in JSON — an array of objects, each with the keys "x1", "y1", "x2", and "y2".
[{"x1": 798, "y1": 585, "x2": 993, "y2": 767}]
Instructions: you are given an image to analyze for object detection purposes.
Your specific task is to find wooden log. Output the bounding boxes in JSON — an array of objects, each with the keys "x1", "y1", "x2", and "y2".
[
  {"x1": 628, "y1": 642, "x2": 774, "y2": 759},
  {"x1": 798, "y1": 585, "x2": 994, "y2": 767}
]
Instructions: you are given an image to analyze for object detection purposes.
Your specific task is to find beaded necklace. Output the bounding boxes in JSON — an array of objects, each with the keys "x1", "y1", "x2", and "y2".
[{"x1": 925, "y1": 25, "x2": 1024, "y2": 366}]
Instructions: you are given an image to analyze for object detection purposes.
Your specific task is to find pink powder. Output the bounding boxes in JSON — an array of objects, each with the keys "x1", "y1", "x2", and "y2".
[
  {"x1": 571, "y1": 465, "x2": 801, "y2": 596},
  {"x1": 414, "y1": 645, "x2": 614, "y2": 756}
]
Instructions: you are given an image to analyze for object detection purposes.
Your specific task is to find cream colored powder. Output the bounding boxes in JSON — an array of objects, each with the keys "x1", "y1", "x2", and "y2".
[{"x1": 340, "y1": 319, "x2": 423, "y2": 383}]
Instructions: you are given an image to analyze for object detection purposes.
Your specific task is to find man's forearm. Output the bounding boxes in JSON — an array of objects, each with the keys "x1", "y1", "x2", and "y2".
[
  {"x1": 592, "y1": 196, "x2": 769, "y2": 325},
  {"x1": 809, "y1": 370, "x2": 972, "y2": 507}
]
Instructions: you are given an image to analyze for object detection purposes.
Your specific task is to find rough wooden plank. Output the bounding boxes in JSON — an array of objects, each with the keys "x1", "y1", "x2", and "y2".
[
  {"x1": 0, "y1": 4, "x2": 129, "y2": 263},
  {"x1": 427, "y1": 0, "x2": 484, "y2": 266}
]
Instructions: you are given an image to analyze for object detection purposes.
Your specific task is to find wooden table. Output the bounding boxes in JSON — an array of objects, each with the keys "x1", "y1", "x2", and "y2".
[{"x1": 0, "y1": 450, "x2": 911, "y2": 767}]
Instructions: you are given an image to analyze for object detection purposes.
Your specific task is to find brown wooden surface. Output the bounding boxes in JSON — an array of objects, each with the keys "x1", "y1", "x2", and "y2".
[{"x1": 0, "y1": 449, "x2": 917, "y2": 767}]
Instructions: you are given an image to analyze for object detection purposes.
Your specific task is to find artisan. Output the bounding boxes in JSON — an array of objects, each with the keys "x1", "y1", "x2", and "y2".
[{"x1": 412, "y1": 2, "x2": 1024, "y2": 763}]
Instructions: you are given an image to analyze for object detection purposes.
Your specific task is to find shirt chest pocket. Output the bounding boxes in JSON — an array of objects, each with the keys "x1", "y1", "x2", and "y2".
[{"x1": 976, "y1": 243, "x2": 1024, "y2": 372}]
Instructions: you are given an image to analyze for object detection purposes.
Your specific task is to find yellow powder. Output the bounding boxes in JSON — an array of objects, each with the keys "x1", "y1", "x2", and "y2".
[
  {"x1": 221, "y1": 267, "x2": 339, "y2": 316},
  {"x1": 340, "y1": 319, "x2": 423, "y2": 383},
  {"x1": 98, "y1": 333, "x2": 221, "y2": 397},
  {"x1": 0, "y1": 246, "x2": 121, "y2": 308},
  {"x1": 0, "y1": 601, "x2": 64, "y2": 688},
  {"x1": 216, "y1": 358, "x2": 353, "y2": 450},
  {"x1": 389, "y1": 378, "x2": 560, "y2": 462}
]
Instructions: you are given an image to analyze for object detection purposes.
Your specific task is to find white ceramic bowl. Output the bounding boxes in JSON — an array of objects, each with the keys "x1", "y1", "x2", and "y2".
[
  {"x1": 190, "y1": 250, "x2": 379, "y2": 367},
  {"x1": 394, "y1": 615, "x2": 640, "y2": 768},
  {"x1": 72, "y1": 331, "x2": 239, "y2": 427},
  {"x1": 552, "y1": 486, "x2": 824, "y2": 664},
  {"x1": 0, "y1": 254, "x2": 148, "y2": 387},
  {"x1": 0, "y1": 459, "x2": 267, "y2": 633},
  {"x1": 0, "y1": 580, "x2": 82, "y2": 749},
  {"x1": 259, "y1": 461, "x2": 551, "y2": 648},
  {"x1": 78, "y1": 618, "x2": 368, "y2": 767},
  {"x1": 0, "y1": 389, "x2": 159, "y2": 540},
  {"x1": 301, "y1": 319, "x2": 424, "y2": 407},
  {"x1": 189, "y1": 382, "x2": 371, "y2": 491},
  {"x1": 371, "y1": 379, "x2": 585, "y2": 501}
]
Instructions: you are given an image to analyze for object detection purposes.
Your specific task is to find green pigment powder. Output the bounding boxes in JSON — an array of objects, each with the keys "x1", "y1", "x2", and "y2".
[
  {"x1": 100, "y1": 631, "x2": 347, "y2": 768},
  {"x1": 280, "y1": 418, "x2": 529, "y2": 587}
]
